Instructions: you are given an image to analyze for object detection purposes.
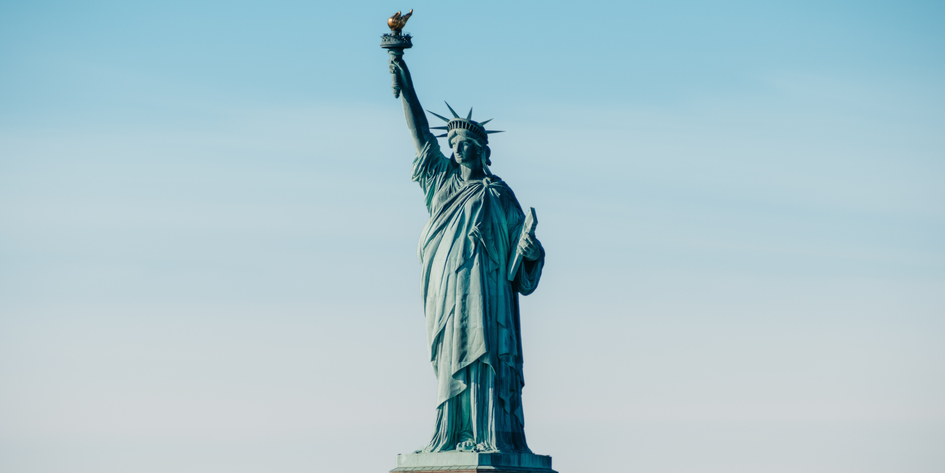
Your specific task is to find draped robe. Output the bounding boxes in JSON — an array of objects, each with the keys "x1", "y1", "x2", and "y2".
[{"x1": 412, "y1": 137, "x2": 545, "y2": 453}]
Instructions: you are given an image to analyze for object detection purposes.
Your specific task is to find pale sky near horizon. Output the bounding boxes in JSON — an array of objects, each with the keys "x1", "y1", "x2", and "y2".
[{"x1": 1, "y1": 1, "x2": 944, "y2": 472}]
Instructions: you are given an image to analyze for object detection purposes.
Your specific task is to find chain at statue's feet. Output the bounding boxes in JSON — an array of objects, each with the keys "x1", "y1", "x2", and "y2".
[{"x1": 411, "y1": 437, "x2": 496, "y2": 454}]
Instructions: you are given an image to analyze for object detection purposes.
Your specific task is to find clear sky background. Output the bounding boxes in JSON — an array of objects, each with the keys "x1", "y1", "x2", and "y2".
[{"x1": 1, "y1": 1, "x2": 943, "y2": 472}]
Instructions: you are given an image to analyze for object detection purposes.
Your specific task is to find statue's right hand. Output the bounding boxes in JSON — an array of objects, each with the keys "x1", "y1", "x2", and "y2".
[
  {"x1": 389, "y1": 59, "x2": 406, "y2": 78},
  {"x1": 388, "y1": 59, "x2": 409, "y2": 98},
  {"x1": 390, "y1": 63, "x2": 402, "y2": 98}
]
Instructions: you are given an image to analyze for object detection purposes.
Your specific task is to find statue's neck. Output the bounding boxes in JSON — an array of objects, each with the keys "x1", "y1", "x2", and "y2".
[{"x1": 460, "y1": 163, "x2": 486, "y2": 181}]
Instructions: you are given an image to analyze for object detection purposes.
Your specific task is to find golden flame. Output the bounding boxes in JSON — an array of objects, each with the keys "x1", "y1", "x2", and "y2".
[{"x1": 387, "y1": 9, "x2": 413, "y2": 31}]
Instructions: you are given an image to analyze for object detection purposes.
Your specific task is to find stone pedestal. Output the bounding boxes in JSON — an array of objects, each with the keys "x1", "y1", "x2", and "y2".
[{"x1": 391, "y1": 452, "x2": 556, "y2": 473}]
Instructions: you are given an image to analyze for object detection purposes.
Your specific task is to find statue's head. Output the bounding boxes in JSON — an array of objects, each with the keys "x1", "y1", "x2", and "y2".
[
  {"x1": 428, "y1": 103, "x2": 503, "y2": 170},
  {"x1": 449, "y1": 129, "x2": 491, "y2": 168}
]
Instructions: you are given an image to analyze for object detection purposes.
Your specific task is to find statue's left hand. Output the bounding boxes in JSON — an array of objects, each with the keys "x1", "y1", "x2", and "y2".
[{"x1": 520, "y1": 233, "x2": 542, "y2": 261}]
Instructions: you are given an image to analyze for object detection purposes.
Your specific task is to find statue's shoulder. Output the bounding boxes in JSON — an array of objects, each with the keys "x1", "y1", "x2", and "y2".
[
  {"x1": 419, "y1": 138, "x2": 448, "y2": 159},
  {"x1": 487, "y1": 174, "x2": 512, "y2": 191},
  {"x1": 487, "y1": 175, "x2": 524, "y2": 213}
]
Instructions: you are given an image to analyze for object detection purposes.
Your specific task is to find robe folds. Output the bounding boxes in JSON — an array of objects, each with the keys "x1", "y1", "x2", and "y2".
[{"x1": 411, "y1": 137, "x2": 544, "y2": 453}]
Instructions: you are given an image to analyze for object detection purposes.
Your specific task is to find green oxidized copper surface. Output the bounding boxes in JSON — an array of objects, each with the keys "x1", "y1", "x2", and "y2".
[{"x1": 381, "y1": 11, "x2": 550, "y2": 462}]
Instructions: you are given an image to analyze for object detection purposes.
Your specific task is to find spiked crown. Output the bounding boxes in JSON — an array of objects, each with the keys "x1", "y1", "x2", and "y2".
[{"x1": 428, "y1": 102, "x2": 503, "y2": 144}]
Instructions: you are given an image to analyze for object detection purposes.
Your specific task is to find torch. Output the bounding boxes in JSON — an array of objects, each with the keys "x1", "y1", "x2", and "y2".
[{"x1": 380, "y1": 9, "x2": 413, "y2": 99}]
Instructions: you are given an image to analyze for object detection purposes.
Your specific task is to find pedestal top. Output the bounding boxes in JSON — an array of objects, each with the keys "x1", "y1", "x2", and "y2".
[{"x1": 393, "y1": 452, "x2": 555, "y2": 472}]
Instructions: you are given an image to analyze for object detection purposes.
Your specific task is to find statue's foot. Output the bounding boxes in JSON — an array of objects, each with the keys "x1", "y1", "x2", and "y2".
[
  {"x1": 456, "y1": 439, "x2": 476, "y2": 452},
  {"x1": 475, "y1": 443, "x2": 498, "y2": 453}
]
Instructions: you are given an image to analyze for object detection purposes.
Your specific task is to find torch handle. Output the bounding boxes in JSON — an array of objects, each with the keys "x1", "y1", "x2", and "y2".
[{"x1": 388, "y1": 49, "x2": 404, "y2": 99}]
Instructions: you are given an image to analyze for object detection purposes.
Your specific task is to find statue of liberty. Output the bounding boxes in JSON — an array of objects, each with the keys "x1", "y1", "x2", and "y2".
[{"x1": 384, "y1": 12, "x2": 546, "y2": 455}]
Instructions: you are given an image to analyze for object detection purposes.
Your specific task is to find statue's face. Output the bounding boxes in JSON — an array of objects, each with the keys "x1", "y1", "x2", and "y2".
[{"x1": 451, "y1": 132, "x2": 483, "y2": 168}]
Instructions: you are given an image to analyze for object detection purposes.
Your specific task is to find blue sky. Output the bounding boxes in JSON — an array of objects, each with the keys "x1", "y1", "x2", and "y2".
[{"x1": 1, "y1": 1, "x2": 943, "y2": 472}]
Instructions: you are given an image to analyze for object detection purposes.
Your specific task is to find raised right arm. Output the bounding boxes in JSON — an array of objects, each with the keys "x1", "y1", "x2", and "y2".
[{"x1": 389, "y1": 55, "x2": 432, "y2": 155}]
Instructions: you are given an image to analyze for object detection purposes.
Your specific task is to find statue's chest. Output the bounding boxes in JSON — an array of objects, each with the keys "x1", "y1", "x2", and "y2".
[{"x1": 431, "y1": 177, "x2": 507, "y2": 221}]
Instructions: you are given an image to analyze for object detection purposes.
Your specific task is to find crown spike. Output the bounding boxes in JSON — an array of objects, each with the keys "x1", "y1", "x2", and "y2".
[
  {"x1": 479, "y1": 118, "x2": 492, "y2": 125},
  {"x1": 445, "y1": 102, "x2": 460, "y2": 118},
  {"x1": 467, "y1": 107, "x2": 473, "y2": 120},
  {"x1": 485, "y1": 130, "x2": 505, "y2": 134},
  {"x1": 427, "y1": 110, "x2": 450, "y2": 122},
  {"x1": 435, "y1": 133, "x2": 448, "y2": 138},
  {"x1": 431, "y1": 126, "x2": 449, "y2": 130}
]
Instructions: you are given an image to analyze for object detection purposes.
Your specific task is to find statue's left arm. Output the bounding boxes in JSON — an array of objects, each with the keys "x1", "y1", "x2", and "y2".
[{"x1": 514, "y1": 230, "x2": 545, "y2": 296}]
